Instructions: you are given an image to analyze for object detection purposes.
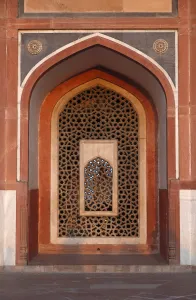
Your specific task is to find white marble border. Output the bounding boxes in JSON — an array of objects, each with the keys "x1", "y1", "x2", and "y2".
[
  {"x1": 17, "y1": 30, "x2": 178, "y2": 181},
  {"x1": 180, "y1": 190, "x2": 196, "y2": 265},
  {"x1": 0, "y1": 191, "x2": 16, "y2": 266}
]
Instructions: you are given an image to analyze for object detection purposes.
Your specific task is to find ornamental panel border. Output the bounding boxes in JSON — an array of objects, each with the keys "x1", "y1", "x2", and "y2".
[{"x1": 50, "y1": 78, "x2": 147, "y2": 245}]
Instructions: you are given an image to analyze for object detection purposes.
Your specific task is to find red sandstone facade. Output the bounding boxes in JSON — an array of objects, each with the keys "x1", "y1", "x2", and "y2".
[{"x1": 0, "y1": 0, "x2": 196, "y2": 267}]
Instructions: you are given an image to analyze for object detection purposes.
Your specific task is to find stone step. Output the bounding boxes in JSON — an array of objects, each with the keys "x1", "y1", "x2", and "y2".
[{"x1": 0, "y1": 265, "x2": 193, "y2": 273}]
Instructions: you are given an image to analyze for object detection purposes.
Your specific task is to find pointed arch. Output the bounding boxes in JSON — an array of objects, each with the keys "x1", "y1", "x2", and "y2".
[
  {"x1": 19, "y1": 34, "x2": 176, "y2": 182},
  {"x1": 20, "y1": 33, "x2": 175, "y2": 108},
  {"x1": 38, "y1": 70, "x2": 156, "y2": 251}
]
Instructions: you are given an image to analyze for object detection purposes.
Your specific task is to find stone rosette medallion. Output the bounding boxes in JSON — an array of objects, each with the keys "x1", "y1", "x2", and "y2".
[
  {"x1": 20, "y1": 32, "x2": 176, "y2": 86},
  {"x1": 27, "y1": 40, "x2": 43, "y2": 55},
  {"x1": 153, "y1": 39, "x2": 169, "y2": 54}
]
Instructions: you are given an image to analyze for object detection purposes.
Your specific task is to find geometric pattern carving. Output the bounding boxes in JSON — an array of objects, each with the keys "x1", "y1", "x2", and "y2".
[
  {"x1": 58, "y1": 85, "x2": 139, "y2": 238},
  {"x1": 168, "y1": 246, "x2": 176, "y2": 260},
  {"x1": 27, "y1": 40, "x2": 43, "y2": 55},
  {"x1": 84, "y1": 157, "x2": 113, "y2": 212},
  {"x1": 80, "y1": 139, "x2": 118, "y2": 217},
  {"x1": 153, "y1": 39, "x2": 168, "y2": 54}
]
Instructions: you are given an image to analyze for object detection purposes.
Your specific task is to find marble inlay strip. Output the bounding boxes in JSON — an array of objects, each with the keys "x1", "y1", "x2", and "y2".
[{"x1": 0, "y1": 191, "x2": 16, "y2": 266}]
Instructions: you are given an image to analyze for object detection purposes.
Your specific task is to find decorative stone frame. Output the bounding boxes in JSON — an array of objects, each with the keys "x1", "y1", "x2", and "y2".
[
  {"x1": 50, "y1": 78, "x2": 147, "y2": 245},
  {"x1": 2, "y1": 0, "x2": 190, "y2": 267},
  {"x1": 18, "y1": 34, "x2": 177, "y2": 260},
  {"x1": 37, "y1": 70, "x2": 157, "y2": 255},
  {"x1": 19, "y1": 0, "x2": 178, "y2": 17},
  {"x1": 80, "y1": 139, "x2": 118, "y2": 217}
]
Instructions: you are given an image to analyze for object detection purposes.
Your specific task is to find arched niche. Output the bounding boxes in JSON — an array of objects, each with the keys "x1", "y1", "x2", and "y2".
[
  {"x1": 28, "y1": 46, "x2": 167, "y2": 192},
  {"x1": 17, "y1": 35, "x2": 177, "y2": 263}
]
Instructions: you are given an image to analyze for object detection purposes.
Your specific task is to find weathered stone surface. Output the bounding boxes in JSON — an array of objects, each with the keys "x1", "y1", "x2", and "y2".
[
  {"x1": 24, "y1": 0, "x2": 172, "y2": 13},
  {"x1": 0, "y1": 272, "x2": 196, "y2": 299}
]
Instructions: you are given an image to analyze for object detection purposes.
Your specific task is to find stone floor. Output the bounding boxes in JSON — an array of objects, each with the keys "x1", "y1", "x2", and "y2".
[
  {"x1": 29, "y1": 254, "x2": 167, "y2": 265},
  {"x1": 1, "y1": 272, "x2": 196, "y2": 300}
]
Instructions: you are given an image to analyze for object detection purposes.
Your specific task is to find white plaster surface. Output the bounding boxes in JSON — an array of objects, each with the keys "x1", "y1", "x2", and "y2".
[
  {"x1": 0, "y1": 191, "x2": 16, "y2": 266},
  {"x1": 180, "y1": 190, "x2": 196, "y2": 265}
]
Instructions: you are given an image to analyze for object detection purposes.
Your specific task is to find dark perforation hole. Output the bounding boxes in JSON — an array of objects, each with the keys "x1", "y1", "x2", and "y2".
[{"x1": 97, "y1": 248, "x2": 100, "y2": 251}]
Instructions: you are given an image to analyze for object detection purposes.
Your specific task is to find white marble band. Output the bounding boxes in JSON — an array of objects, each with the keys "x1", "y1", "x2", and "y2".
[
  {"x1": 180, "y1": 190, "x2": 196, "y2": 265},
  {"x1": 0, "y1": 191, "x2": 16, "y2": 266}
]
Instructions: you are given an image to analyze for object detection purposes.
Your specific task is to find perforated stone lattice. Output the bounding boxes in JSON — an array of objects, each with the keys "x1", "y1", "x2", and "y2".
[
  {"x1": 58, "y1": 85, "x2": 139, "y2": 238},
  {"x1": 84, "y1": 157, "x2": 113, "y2": 212}
]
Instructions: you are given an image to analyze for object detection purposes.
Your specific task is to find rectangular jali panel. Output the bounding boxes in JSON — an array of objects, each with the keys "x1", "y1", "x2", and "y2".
[{"x1": 80, "y1": 140, "x2": 118, "y2": 217}]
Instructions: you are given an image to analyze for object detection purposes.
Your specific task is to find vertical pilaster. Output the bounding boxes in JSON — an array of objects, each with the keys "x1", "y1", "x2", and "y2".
[
  {"x1": 0, "y1": 1, "x2": 7, "y2": 190},
  {"x1": 168, "y1": 180, "x2": 180, "y2": 264},
  {"x1": 190, "y1": 0, "x2": 196, "y2": 179},
  {"x1": 5, "y1": 28, "x2": 18, "y2": 186},
  {"x1": 16, "y1": 183, "x2": 28, "y2": 265}
]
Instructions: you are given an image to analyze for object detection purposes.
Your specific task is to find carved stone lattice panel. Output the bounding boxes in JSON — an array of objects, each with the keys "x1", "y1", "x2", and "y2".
[
  {"x1": 80, "y1": 140, "x2": 118, "y2": 216},
  {"x1": 58, "y1": 85, "x2": 139, "y2": 238},
  {"x1": 85, "y1": 157, "x2": 113, "y2": 211}
]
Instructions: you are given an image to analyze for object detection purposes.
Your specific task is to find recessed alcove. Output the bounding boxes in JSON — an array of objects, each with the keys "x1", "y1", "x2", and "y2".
[{"x1": 27, "y1": 45, "x2": 168, "y2": 263}]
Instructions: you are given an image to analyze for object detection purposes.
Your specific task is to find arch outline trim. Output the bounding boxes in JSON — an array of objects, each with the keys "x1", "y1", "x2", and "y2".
[
  {"x1": 18, "y1": 32, "x2": 178, "y2": 181},
  {"x1": 50, "y1": 78, "x2": 147, "y2": 245}
]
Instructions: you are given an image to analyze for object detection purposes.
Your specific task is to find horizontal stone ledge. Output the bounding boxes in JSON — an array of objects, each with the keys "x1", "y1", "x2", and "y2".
[{"x1": 0, "y1": 265, "x2": 193, "y2": 273}]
